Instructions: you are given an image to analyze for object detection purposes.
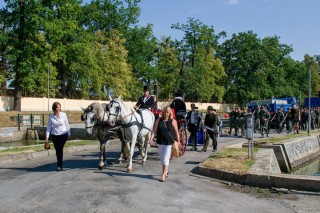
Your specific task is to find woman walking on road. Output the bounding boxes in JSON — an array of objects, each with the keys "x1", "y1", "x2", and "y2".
[
  {"x1": 149, "y1": 106, "x2": 179, "y2": 182},
  {"x1": 45, "y1": 102, "x2": 71, "y2": 171}
]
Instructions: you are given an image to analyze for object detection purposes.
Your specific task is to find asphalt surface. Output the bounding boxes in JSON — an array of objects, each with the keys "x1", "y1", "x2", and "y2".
[{"x1": 0, "y1": 134, "x2": 319, "y2": 213}]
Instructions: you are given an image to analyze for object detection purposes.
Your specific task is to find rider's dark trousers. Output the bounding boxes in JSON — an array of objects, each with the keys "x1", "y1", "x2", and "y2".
[{"x1": 51, "y1": 133, "x2": 68, "y2": 168}]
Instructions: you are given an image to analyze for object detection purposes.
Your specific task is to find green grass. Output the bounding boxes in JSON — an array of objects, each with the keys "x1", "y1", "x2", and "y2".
[
  {"x1": 0, "y1": 140, "x2": 98, "y2": 157},
  {"x1": 203, "y1": 148, "x2": 259, "y2": 174},
  {"x1": 255, "y1": 130, "x2": 318, "y2": 144}
]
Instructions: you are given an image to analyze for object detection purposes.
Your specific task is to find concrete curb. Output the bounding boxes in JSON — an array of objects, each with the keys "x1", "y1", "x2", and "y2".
[
  {"x1": 195, "y1": 164, "x2": 320, "y2": 192},
  {"x1": 0, "y1": 140, "x2": 119, "y2": 165}
]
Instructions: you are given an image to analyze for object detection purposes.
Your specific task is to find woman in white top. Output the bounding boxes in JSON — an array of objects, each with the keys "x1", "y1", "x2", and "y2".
[{"x1": 45, "y1": 102, "x2": 71, "y2": 171}]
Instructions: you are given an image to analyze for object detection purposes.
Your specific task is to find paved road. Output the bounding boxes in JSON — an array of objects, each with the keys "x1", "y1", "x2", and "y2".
[{"x1": 0, "y1": 134, "x2": 319, "y2": 213}]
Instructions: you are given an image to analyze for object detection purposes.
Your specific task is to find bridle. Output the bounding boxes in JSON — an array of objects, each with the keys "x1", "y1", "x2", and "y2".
[
  {"x1": 108, "y1": 100, "x2": 135, "y2": 122},
  {"x1": 81, "y1": 108, "x2": 97, "y2": 129},
  {"x1": 108, "y1": 100, "x2": 121, "y2": 120}
]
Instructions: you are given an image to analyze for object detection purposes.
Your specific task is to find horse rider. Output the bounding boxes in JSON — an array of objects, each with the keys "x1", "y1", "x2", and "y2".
[
  {"x1": 134, "y1": 85, "x2": 155, "y2": 111},
  {"x1": 134, "y1": 85, "x2": 155, "y2": 146},
  {"x1": 169, "y1": 92, "x2": 187, "y2": 121}
]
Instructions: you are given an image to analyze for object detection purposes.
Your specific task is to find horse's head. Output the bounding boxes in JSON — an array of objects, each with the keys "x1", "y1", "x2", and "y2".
[
  {"x1": 81, "y1": 105, "x2": 96, "y2": 136},
  {"x1": 107, "y1": 98, "x2": 122, "y2": 126}
]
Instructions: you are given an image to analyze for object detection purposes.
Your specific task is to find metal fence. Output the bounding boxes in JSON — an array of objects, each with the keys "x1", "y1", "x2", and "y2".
[{"x1": 17, "y1": 114, "x2": 45, "y2": 130}]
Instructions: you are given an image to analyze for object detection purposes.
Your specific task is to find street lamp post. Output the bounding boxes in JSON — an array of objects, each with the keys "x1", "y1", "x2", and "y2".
[{"x1": 308, "y1": 63, "x2": 311, "y2": 134}]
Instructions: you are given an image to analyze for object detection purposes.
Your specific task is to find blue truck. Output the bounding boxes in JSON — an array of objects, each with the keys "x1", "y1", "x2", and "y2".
[
  {"x1": 304, "y1": 97, "x2": 320, "y2": 108},
  {"x1": 247, "y1": 96, "x2": 298, "y2": 114}
]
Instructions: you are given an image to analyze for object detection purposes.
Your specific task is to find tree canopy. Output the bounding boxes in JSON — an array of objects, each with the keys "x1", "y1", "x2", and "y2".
[{"x1": 0, "y1": 1, "x2": 319, "y2": 110}]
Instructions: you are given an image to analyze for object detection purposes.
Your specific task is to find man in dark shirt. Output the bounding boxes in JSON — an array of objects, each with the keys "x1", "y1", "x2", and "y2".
[
  {"x1": 134, "y1": 86, "x2": 154, "y2": 110},
  {"x1": 169, "y1": 92, "x2": 186, "y2": 120},
  {"x1": 202, "y1": 106, "x2": 218, "y2": 152},
  {"x1": 259, "y1": 106, "x2": 270, "y2": 138},
  {"x1": 290, "y1": 104, "x2": 300, "y2": 134}
]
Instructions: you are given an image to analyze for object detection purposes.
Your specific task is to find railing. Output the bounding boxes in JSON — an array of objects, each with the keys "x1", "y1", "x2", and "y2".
[{"x1": 17, "y1": 114, "x2": 45, "y2": 130}]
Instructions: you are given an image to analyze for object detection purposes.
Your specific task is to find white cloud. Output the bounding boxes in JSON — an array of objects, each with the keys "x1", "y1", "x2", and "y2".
[{"x1": 228, "y1": 0, "x2": 240, "y2": 5}]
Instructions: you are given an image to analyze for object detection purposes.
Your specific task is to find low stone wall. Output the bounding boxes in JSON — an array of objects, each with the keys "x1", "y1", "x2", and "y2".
[
  {"x1": 248, "y1": 149, "x2": 281, "y2": 175},
  {"x1": 276, "y1": 135, "x2": 320, "y2": 170},
  {"x1": 0, "y1": 127, "x2": 27, "y2": 142},
  {"x1": 195, "y1": 146, "x2": 320, "y2": 192},
  {"x1": 34, "y1": 126, "x2": 94, "y2": 141},
  {"x1": 0, "y1": 125, "x2": 94, "y2": 143},
  {"x1": 259, "y1": 144, "x2": 291, "y2": 172}
]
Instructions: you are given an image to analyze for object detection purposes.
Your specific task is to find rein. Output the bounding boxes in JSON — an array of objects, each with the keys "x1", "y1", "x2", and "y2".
[
  {"x1": 84, "y1": 107, "x2": 108, "y2": 129},
  {"x1": 108, "y1": 100, "x2": 153, "y2": 139}
]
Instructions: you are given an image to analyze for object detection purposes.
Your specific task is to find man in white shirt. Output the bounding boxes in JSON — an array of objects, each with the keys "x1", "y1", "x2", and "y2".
[{"x1": 186, "y1": 103, "x2": 202, "y2": 151}]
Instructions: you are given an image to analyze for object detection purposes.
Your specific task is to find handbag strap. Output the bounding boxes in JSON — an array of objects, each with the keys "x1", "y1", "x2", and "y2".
[{"x1": 163, "y1": 120, "x2": 175, "y2": 142}]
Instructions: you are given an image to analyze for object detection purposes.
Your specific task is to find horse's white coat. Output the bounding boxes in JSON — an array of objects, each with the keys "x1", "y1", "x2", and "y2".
[{"x1": 107, "y1": 97, "x2": 155, "y2": 172}]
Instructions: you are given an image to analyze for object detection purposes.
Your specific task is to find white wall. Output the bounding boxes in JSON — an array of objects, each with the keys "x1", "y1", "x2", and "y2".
[{"x1": 0, "y1": 96, "x2": 225, "y2": 112}]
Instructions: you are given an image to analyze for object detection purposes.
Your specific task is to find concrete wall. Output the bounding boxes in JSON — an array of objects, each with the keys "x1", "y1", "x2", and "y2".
[
  {"x1": 276, "y1": 136, "x2": 320, "y2": 169},
  {"x1": 0, "y1": 96, "x2": 225, "y2": 112},
  {"x1": 249, "y1": 149, "x2": 281, "y2": 175},
  {"x1": 0, "y1": 127, "x2": 27, "y2": 142},
  {"x1": 0, "y1": 96, "x2": 14, "y2": 111}
]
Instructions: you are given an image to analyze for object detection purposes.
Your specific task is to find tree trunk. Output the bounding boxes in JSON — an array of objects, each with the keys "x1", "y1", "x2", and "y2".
[
  {"x1": 58, "y1": 59, "x2": 66, "y2": 98},
  {"x1": 1, "y1": 40, "x2": 6, "y2": 94},
  {"x1": 13, "y1": 0, "x2": 26, "y2": 111},
  {"x1": 0, "y1": 11, "x2": 7, "y2": 94}
]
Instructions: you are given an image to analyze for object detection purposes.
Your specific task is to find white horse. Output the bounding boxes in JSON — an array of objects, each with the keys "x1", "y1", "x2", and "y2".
[
  {"x1": 81, "y1": 102, "x2": 129, "y2": 170},
  {"x1": 107, "y1": 97, "x2": 155, "y2": 173}
]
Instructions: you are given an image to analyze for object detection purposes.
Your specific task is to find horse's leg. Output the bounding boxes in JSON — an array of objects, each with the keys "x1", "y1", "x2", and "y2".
[
  {"x1": 127, "y1": 137, "x2": 137, "y2": 173},
  {"x1": 98, "y1": 140, "x2": 106, "y2": 170},
  {"x1": 141, "y1": 135, "x2": 148, "y2": 165},
  {"x1": 117, "y1": 138, "x2": 127, "y2": 163}
]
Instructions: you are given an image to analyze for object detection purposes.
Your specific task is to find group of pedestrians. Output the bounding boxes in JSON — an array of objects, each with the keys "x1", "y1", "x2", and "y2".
[{"x1": 227, "y1": 103, "x2": 320, "y2": 139}]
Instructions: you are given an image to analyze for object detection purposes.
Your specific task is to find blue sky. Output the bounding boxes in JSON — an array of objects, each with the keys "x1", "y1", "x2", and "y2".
[
  {"x1": 137, "y1": 0, "x2": 319, "y2": 61},
  {"x1": 1, "y1": 0, "x2": 318, "y2": 61}
]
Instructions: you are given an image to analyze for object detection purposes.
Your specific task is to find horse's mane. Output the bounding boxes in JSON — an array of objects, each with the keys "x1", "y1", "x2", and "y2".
[
  {"x1": 113, "y1": 97, "x2": 131, "y2": 112},
  {"x1": 89, "y1": 102, "x2": 106, "y2": 120}
]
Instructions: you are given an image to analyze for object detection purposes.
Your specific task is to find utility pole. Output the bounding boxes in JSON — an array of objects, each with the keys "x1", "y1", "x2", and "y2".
[{"x1": 48, "y1": 63, "x2": 50, "y2": 111}]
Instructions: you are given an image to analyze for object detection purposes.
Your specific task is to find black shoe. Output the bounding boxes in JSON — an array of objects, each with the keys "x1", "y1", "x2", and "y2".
[
  {"x1": 212, "y1": 149, "x2": 217, "y2": 152},
  {"x1": 57, "y1": 167, "x2": 63, "y2": 171},
  {"x1": 201, "y1": 149, "x2": 207, "y2": 152}
]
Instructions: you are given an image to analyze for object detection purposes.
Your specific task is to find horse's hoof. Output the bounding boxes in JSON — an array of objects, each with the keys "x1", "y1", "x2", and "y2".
[
  {"x1": 142, "y1": 161, "x2": 146, "y2": 165},
  {"x1": 127, "y1": 168, "x2": 133, "y2": 173},
  {"x1": 98, "y1": 166, "x2": 104, "y2": 170}
]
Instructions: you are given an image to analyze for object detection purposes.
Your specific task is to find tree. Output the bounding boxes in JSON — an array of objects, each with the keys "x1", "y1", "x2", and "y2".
[
  {"x1": 171, "y1": 17, "x2": 226, "y2": 102},
  {"x1": 0, "y1": 7, "x2": 9, "y2": 94},
  {"x1": 156, "y1": 36, "x2": 180, "y2": 100},
  {"x1": 4, "y1": 0, "x2": 53, "y2": 110},
  {"x1": 218, "y1": 31, "x2": 305, "y2": 105}
]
